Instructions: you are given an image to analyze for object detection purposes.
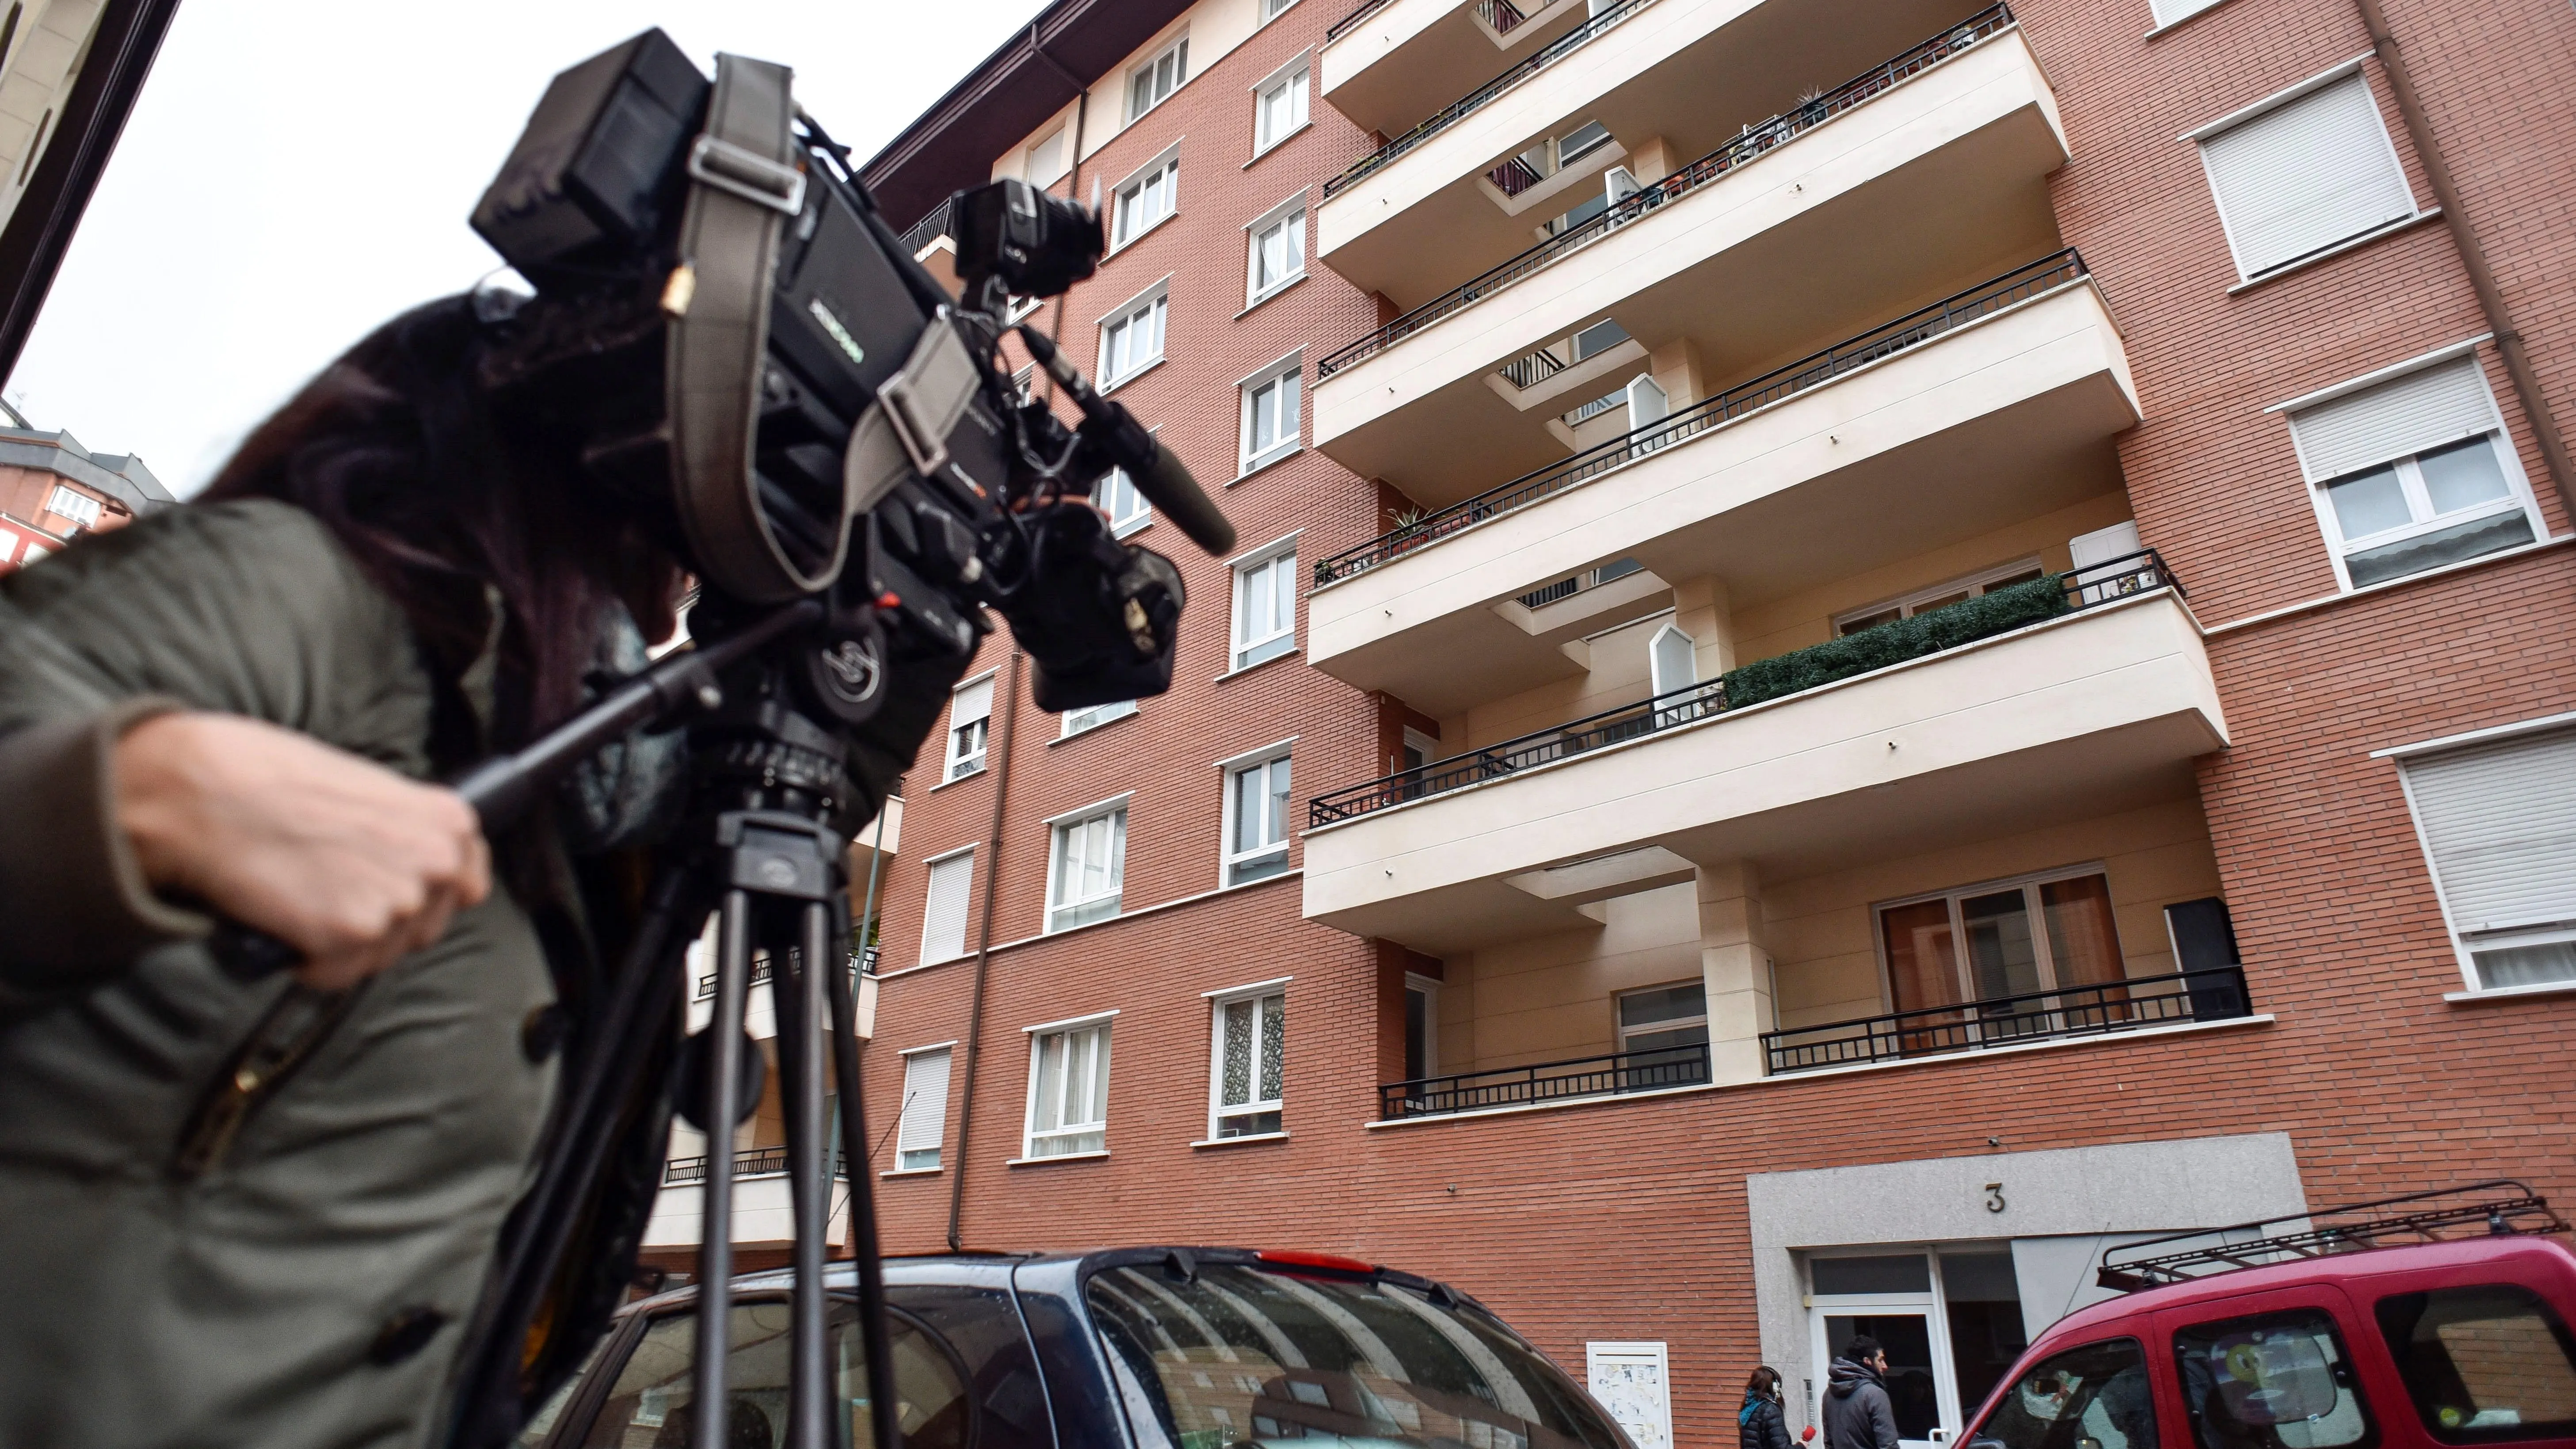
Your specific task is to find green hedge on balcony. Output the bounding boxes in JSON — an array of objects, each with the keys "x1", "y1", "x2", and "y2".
[{"x1": 1721, "y1": 574, "x2": 2071, "y2": 710}]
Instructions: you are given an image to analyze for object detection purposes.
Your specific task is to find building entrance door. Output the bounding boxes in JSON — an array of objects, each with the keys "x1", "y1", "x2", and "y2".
[
  {"x1": 1811, "y1": 1308, "x2": 1951, "y2": 1448},
  {"x1": 1806, "y1": 1247, "x2": 2031, "y2": 1446}
]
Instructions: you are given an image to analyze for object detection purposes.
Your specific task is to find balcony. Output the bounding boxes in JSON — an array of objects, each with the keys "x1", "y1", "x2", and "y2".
[
  {"x1": 1301, "y1": 583, "x2": 2224, "y2": 955},
  {"x1": 1762, "y1": 966, "x2": 2252, "y2": 1075},
  {"x1": 1306, "y1": 256, "x2": 2136, "y2": 715},
  {"x1": 1381, "y1": 1041, "x2": 1711, "y2": 1119},
  {"x1": 664, "y1": 1146, "x2": 850, "y2": 1186}
]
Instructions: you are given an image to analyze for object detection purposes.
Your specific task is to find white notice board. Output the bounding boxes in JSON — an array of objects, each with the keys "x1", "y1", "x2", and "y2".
[{"x1": 1585, "y1": 1340, "x2": 1673, "y2": 1449}]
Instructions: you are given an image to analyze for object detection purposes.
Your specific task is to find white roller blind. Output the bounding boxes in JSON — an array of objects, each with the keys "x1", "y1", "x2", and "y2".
[
  {"x1": 949, "y1": 677, "x2": 995, "y2": 731},
  {"x1": 2151, "y1": 0, "x2": 2224, "y2": 27},
  {"x1": 2404, "y1": 727, "x2": 2576, "y2": 934},
  {"x1": 2287, "y1": 358, "x2": 2500, "y2": 482},
  {"x1": 896, "y1": 1048, "x2": 952, "y2": 1158},
  {"x1": 921, "y1": 852, "x2": 974, "y2": 964},
  {"x1": 2199, "y1": 73, "x2": 2413, "y2": 278}
]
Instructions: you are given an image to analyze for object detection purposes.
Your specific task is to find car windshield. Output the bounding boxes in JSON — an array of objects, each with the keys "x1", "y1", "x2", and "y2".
[{"x1": 1086, "y1": 1262, "x2": 1628, "y2": 1449}]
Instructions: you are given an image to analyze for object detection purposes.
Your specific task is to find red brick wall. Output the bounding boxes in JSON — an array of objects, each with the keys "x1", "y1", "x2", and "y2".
[{"x1": 846, "y1": 0, "x2": 2576, "y2": 1441}]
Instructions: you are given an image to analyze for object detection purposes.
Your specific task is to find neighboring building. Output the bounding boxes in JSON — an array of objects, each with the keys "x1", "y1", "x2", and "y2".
[
  {"x1": 756, "y1": 0, "x2": 2569, "y2": 1439},
  {"x1": 0, "y1": 419, "x2": 170, "y2": 569}
]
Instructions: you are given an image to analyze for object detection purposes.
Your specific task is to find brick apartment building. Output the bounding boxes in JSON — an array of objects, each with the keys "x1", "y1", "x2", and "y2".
[
  {"x1": 658, "y1": 0, "x2": 2576, "y2": 1438},
  {"x1": 0, "y1": 418, "x2": 169, "y2": 568}
]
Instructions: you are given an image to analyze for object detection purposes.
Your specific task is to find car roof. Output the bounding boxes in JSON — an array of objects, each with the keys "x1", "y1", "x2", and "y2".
[{"x1": 2033, "y1": 1234, "x2": 2576, "y2": 1347}]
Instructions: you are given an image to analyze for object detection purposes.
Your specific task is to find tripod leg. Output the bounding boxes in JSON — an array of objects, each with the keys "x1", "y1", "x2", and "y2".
[
  {"x1": 826, "y1": 949, "x2": 903, "y2": 1449},
  {"x1": 782, "y1": 907, "x2": 833, "y2": 1449},
  {"x1": 693, "y1": 889, "x2": 753, "y2": 1449}
]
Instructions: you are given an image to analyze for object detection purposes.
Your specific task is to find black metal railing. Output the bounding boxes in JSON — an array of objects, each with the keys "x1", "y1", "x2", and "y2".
[
  {"x1": 1761, "y1": 965, "x2": 2253, "y2": 1074},
  {"x1": 1322, "y1": 0, "x2": 1658, "y2": 199},
  {"x1": 1381, "y1": 1042, "x2": 1710, "y2": 1119},
  {"x1": 664, "y1": 1146, "x2": 850, "y2": 1186},
  {"x1": 694, "y1": 948, "x2": 877, "y2": 1000},
  {"x1": 897, "y1": 197, "x2": 954, "y2": 259},
  {"x1": 1476, "y1": 0, "x2": 1533, "y2": 35},
  {"x1": 1315, "y1": 244, "x2": 2084, "y2": 588},
  {"x1": 1326, "y1": 0, "x2": 1397, "y2": 42},
  {"x1": 1307, "y1": 549, "x2": 2176, "y2": 827},
  {"x1": 1315, "y1": 4, "x2": 2016, "y2": 378}
]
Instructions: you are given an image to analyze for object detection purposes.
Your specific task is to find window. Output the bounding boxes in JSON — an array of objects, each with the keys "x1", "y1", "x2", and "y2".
[
  {"x1": 944, "y1": 675, "x2": 993, "y2": 781},
  {"x1": 1230, "y1": 542, "x2": 1297, "y2": 670},
  {"x1": 1208, "y1": 987, "x2": 1285, "y2": 1137},
  {"x1": 1837, "y1": 559, "x2": 2046, "y2": 636},
  {"x1": 1024, "y1": 1018, "x2": 1110, "y2": 1157},
  {"x1": 1097, "y1": 464, "x2": 1151, "y2": 538},
  {"x1": 1025, "y1": 126, "x2": 1069, "y2": 187},
  {"x1": 1570, "y1": 317, "x2": 1629, "y2": 362},
  {"x1": 1261, "y1": 0, "x2": 1298, "y2": 19},
  {"x1": 2195, "y1": 69, "x2": 2416, "y2": 281},
  {"x1": 1240, "y1": 358, "x2": 1302, "y2": 472},
  {"x1": 2285, "y1": 355, "x2": 2542, "y2": 591},
  {"x1": 1111, "y1": 154, "x2": 1178, "y2": 248},
  {"x1": 1246, "y1": 205, "x2": 1305, "y2": 303},
  {"x1": 1224, "y1": 751, "x2": 1292, "y2": 886},
  {"x1": 1402, "y1": 973, "x2": 1438, "y2": 1080},
  {"x1": 2149, "y1": 0, "x2": 2224, "y2": 27},
  {"x1": 1100, "y1": 287, "x2": 1169, "y2": 385},
  {"x1": 918, "y1": 850, "x2": 974, "y2": 965},
  {"x1": 1254, "y1": 60, "x2": 1308, "y2": 153},
  {"x1": 1878, "y1": 867, "x2": 2127, "y2": 1019},
  {"x1": 1048, "y1": 801, "x2": 1127, "y2": 932},
  {"x1": 1061, "y1": 699, "x2": 1137, "y2": 737},
  {"x1": 45, "y1": 485, "x2": 100, "y2": 529},
  {"x1": 2172, "y1": 1308, "x2": 2376, "y2": 1449},
  {"x1": 1127, "y1": 35, "x2": 1188, "y2": 123},
  {"x1": 2374, "y1": 1283, "x2": 2576, "y2": 1442},
  {"x1": 1615, "y1": 982, "x2": 1707, "y2": 1060},
  {"x1": 893, "y1": 1046, "x2": 952, "y2": 1171},
  {"x1": 1974, "y1": 1338, "x2": 2155, "y2": 1449},
  {"x1": 2397, "y1": 723, "x2": 2576, "y2": 992},
  {"x1": 575, "y1": 1301, "x2": 967, "y2": 1449}
]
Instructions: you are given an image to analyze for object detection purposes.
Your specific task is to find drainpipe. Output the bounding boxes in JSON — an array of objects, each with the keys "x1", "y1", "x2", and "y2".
[
  {"x1": 1025, "y1": 27, "x2": 1092, "y2": 362},
  {"x1": 2353, "y1": 0, "x2": 2576, "y2": 518},
  {"x1": 945, "y1": 649, "x2": 1022, "y2": 1252}
]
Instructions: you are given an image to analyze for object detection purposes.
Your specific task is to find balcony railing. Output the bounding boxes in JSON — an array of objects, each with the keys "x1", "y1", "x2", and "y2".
[
  {"x1": 694, "y1": 948, "x2": 878, "y2": 1000},
  {"x1": 664, "y1": 1146, "x2": 850, "y2": 1186},
  {"x1": 1321, "y1": 0, "x2": 1657, "y2": 200},
  {"x1": 897, "y1": 197, "x2": 953, "y2": 259},
  {"x1": 1326, "y1": 0, "x2": 1398, "y2": 42},
  {"x1": 1307, "y1": 549, "x2": 2177, "y2": 826},
  {"x1": 1314, "y1": 245, "x2": 2083, "y2": 587},
  {"x1": 1382, "y1": 1041, "x2": 1711, "y2": 1119},
  {"x1": 1476, "y1": 0, "x2": 1532, "y2": 35},
  {"x1": 1761, "y1": 965, "x2": 2254, "y2": 1074},
  {"x1": 1315, "y1": 4, "x2": 2016, "y2": 379}
]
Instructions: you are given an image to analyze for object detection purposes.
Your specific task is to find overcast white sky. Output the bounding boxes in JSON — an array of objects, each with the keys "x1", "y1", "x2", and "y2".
[{"x1": 8, "y1": 0, "x2": 1048, "y2": 492}]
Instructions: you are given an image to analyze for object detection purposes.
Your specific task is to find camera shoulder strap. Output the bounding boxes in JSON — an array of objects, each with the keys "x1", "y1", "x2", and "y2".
[
  {"x1": 843, "y1": 310, "x2": 982, "y2": 516},
  {"x1": 667, "y1": 53, "x2": 844, "y2": 603}
]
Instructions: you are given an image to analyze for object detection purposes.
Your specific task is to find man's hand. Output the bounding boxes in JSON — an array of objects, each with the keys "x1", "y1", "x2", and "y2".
[{"x1": 115, "y1": 712, "x2": 492, "y2": 991}]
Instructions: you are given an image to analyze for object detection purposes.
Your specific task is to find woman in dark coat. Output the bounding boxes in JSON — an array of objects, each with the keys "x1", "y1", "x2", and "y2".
[{"x1": 1742, "y1": 1366, "x2": 1800, "y2": 1449}]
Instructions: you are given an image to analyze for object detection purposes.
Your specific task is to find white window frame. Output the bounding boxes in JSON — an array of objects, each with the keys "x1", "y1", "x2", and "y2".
[
  {"x1": 1833, "y1": 557, "x2": 2048, "y2": 636},
  {"x1": 2186, "y1": 58, "x2": 2420, "y2": 283},
  {"x1": 1258, "y1": 0, "x2": 1301, "y2": 24},
  {"x1": 942, "y1": 671, "x2": 995, "y2": 782},
  {"x1": 2272, "y1": 347, "x2": 2546, "y2": 594},
  {"x1": 1060, "y1": 698, "x2": 1139, "y2": 738},
  {"x1": 1242, "y1": 194, "x2": 1307, "y2": 306},
  {"x1": 45, "y1": 484, "x2": 100, "y2": 529},
  {"x1": 1021, "y1": 1011, "x2": 1115, "y2": 1159},
  {"x1": 2146, "y1": 0, "x2": 2226, "y2": 31},
  {"x1": 1613, "y1": 980, "x2": 1708, "y2": 1054},
  {"x1": 1227, "y1": 533, "x2": 1300, "y2": 671},
  {"x1": 1096, "y1": 461, "x2": 1152, "y2": 538},
  {"x1": 1217, "y1": 737, "x2": 1296, "y2": 888},
  {"x1": 1024, "y1": 124, "x2": 1070, "y2": 187},
  {"x1": 917, "y1": 846, "x2": 976, "y2": 966},
  {"x1": 891, "y1": 1042, "x2": 956, "y2": 1173},
  {"x1": 1238, "y1": 350, "x2": 1304, "y2": 475},
  {"x1": 2380, "y1": 714, "x2": 2576, "y2": 996},
  {"x1": 1250, "y1": 51, "x2": 1311, "y2": 157},
  {"x1": 1126, "y1": 33, "x2": 1189, "y2": 125},
  {"x1": 1097, "y1": 278, "x2": 1171, "y2": 389},
  {"x1": 1108, "y1": 146, "x2": 1181, "y2": 252},
  {"x1": 1204, "y1": 977, "x2": 1290, "y2": 1140},
  {"x1": 1044, "y1": 793, "x2": 1131, "y2": 933},
  {"x1": 1871, "y1": 862, "x2": 2122, "y2": 1011}
]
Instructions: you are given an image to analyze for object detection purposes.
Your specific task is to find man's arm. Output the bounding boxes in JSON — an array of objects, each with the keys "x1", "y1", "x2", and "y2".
[{"x1": 1871, "y1": 1388, "x2": 1902, "y2": 1449}]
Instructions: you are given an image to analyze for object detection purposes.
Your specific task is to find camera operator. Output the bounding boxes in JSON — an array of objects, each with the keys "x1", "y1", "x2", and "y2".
[{"x1": 0, "y1": 294, "x2": 701, "y2": 1448}]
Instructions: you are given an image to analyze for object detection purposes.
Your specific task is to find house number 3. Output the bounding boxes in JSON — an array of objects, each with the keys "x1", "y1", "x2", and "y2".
[{"x1": 1984, "y1": 1182, "x2": 2007, "y2": 1213}]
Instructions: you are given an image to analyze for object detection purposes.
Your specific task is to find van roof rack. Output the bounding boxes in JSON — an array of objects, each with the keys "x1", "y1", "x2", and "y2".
[{"x1": 2097, "y1": 1179, "x2": 2568, "y2": 1293}]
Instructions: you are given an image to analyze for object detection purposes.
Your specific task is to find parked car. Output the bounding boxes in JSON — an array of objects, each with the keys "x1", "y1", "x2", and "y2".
[
  {"x1": 1962, "y1": 1184, "x2": 2576, "y2": 1449},
  {"x1": 517, "y1": 1246, "x2": 1637, "y2": 1449}
]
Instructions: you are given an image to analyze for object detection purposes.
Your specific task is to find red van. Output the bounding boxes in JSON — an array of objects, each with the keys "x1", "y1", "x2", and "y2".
[{"x1": 1961, "y1": 1182, "x2": 2576, "y2": 1449}]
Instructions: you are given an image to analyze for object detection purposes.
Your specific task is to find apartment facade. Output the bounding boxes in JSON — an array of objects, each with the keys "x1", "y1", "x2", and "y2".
[
  {"x1": 831, "y1": 0, "x2": 2576, "y2": 1439},
  {"x1": 0, "y1": 420, "x2": 168, "y2": 570}
]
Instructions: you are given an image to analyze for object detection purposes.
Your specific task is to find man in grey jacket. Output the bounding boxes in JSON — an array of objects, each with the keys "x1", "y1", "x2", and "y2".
[{"x1": 1822, "y1": 1336, "x2": 1903, "y2": 1449}]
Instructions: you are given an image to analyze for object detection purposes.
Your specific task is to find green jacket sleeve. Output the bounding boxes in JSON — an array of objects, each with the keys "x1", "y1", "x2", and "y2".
[{"x1": 0, "y1": 498, "x2": 435, "y2": 1005}]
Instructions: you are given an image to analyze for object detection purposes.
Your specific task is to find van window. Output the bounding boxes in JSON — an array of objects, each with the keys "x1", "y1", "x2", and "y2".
[
  {"x1": 2171, "y1": 1308, "x2": 2376, "y2": 1449},
  {"x1": 2374, "y1": 1284, "x2": 2576, "y2": 1442},
  {"x1": 1972, "y1": 1337, "x2": 2154, "y2": 1449},
  {"x1": 575, "y1": 1299, "x2": 970, "y2": 1448},
  {"x1": 1086, "y1": 1263, "x2": 1627, "y2": 1449}
]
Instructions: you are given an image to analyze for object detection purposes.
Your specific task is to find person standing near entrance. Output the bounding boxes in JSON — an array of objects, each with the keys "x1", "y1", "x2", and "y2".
[
  {"x1": 1740, "y1": 1367, "x2": 1799, "y2": 1449},
  {"x1": 1822, "y1": 1337, "x2": 1902, "y2": 1449}
]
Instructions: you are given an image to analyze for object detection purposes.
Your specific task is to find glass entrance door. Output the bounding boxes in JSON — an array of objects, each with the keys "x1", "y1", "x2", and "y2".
[
  {"x1": 1814, "y1": 1310, "x2": 1947, "y2": 1447},
  {"x1": 1806, "y1": 1249, "x2": 2033, "y2": 1447}
]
